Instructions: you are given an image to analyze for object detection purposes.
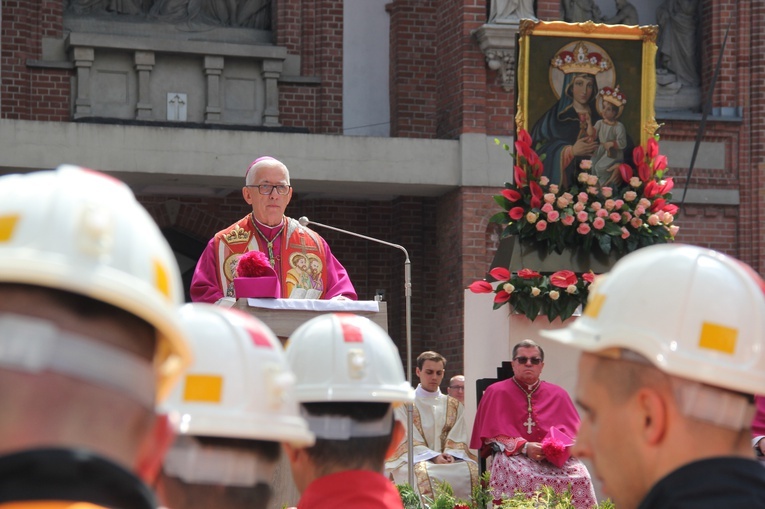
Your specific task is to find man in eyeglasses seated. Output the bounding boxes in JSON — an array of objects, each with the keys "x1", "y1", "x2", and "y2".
[
  {"x1": 190, "y1": 156, "x2": 357, "y2": 303},
  {"x1": 447, "y1": 375, "x2": 465, "y2": 404},
  {"x1": 470, "y1": 340, "x2": 597, "y2": 508},
  {"x1": 385, "y1": 351, "x2": 478, "y2": 505}
]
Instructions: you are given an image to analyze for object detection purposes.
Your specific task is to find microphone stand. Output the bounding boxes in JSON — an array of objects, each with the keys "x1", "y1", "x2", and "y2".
[{"x1": 298, "y1": 216, "x2": 415, "y2": 488}]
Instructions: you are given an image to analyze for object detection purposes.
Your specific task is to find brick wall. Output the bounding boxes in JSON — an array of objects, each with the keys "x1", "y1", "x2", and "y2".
[{"x1": 1, "y1": 0, "x2": 70, "y2": 121}]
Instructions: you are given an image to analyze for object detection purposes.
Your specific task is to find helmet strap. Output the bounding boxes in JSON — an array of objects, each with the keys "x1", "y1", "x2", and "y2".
[
  {"x1": 301, "y1": 405, "x2": 394, "y2": 439},
  {"x1": 163, "y1": 435, "x2": 276, "y2": 486},
  {"x1": 0, "y1": 313, "x2": 154, "y2": 408},
  {"x1": 671, "y1": 377, "x2": 755, "y2": 431}
]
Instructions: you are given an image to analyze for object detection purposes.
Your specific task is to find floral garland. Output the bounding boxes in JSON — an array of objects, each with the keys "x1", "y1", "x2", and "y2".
[
  {"x1": 471, "y1": 130, "x2": 678, "y2": 322},
  {"x1": 469, "y1": 267, "x2": 595, "y2": 322}
]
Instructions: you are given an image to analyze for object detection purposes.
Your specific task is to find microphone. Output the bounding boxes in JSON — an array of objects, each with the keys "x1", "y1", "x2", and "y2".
[{"x1": 299, "y1": 216, "x2": 415, "y2": 487}]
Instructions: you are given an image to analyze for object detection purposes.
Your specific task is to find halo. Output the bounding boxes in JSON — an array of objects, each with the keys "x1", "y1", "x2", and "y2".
[{"x1": 548, "y1": 40, "x2": 616, "y2": 100}]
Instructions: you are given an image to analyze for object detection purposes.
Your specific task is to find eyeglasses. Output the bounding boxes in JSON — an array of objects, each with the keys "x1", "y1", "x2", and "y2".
[
  {"x1": 246, "y1": 184, "x2": 291, "y2": 195},
  {"x1": 449, "y1": 386, "x2": 465, "y2": 391},
  {"x1": 514, "y1": 356, "x2": 542, "y2": 365}
]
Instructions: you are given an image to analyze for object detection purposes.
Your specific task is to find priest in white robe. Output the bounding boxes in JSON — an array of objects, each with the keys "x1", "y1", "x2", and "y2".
[{"x1": 385, "y1": 351, "x2": 478, "y2": 503}]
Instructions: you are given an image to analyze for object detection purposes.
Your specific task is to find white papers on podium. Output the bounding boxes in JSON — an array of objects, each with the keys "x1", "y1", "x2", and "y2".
[{"x1": 244, "y1": 298, "x2": 380, "y2": 312}]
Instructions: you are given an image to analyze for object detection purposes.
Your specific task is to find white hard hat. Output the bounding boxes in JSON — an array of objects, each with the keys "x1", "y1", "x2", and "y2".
[
  {"x1": 0, "y1": 165, "x2": 191, "y2": 401},
  {"x1": 285, "y1": 313, "x2": 415, "y2": 404},
  {"x1": 541, "y1": 244, "x2": 765, "y2": 396},
  {"x1": 161, "y1": 303, "x2": 315, "y2": 447}
]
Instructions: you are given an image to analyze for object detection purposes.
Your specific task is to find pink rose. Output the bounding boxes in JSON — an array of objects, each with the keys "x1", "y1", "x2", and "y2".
[
  {"x1": 639, "y1": 198, "x2": 651, "y2": 208},
  {"x1": 647, "y1": 214, "x2": 660, "y2": 226},
  {"x1": 596, "y1": 209, "x2": 608, "y2": 218},
  {"x1": 609, "y1": 212, "x2": 622, "y2": 223},
  {"x1": 622, "y1": 211, "x2": 633, "y2": 222},
  {"x1": 601, "y1": 187, "x2": 613, "y2": 198},
  {"x1": 573, "y1": 202, "x2": 585, "y2": 213},
  {"x1": 591, "y1": 201, "x2": 602, "y2": 211},
  {"x1": 526, "y1": 211, "x2": 538, "y2": 224},
  {"x1": 621, "y1": 226, "x2": 630, "y2": 239},
  {"x1": 544, "y1": 193, "x2": 556, "y2": 204},
  {"x1": 577, "y1": 223, "x2": 591, "y2": 235},
  {"x1": 614, "y1": 199, "x2": 624, "y2": 209},
  {"x1": 557, "y1": 196, "x2": 570, "y2": 209},
  {"x1": 561, "y1": 214, "x2": 576, "y2": 226},
  {"x1": 578, "y1": 173, "x2": 589, "y2": 183},
  {"x1": 604, "y1": 199, "x2": 615, "y2": 211},
  {"x1": 587, "y1": 175, "x2": 598, "y2": 186},
  {"x1": 588, "y1": 186, "x2": 599, "y2": 195},
  {"x1": 593, "y1": 217, "x2": 606, "y2": 230},
  {"x1": 630, "y1": 217, "x2": 643, "y2": 228},
  {"x1": 562, "y1": 192, "x2": 574, "y2": 202},
  {"x1": 576, "y1": 210, "x2": 589, "y2": 222},
  {"x1": 541, "y1": 203, "x2": 554, "y2": 214},
  {"x1": 549, "y1": 184, "x2": 559, "y2": 194},
  {"x1": 578, "y1": 192, "x2": 589, "y2": 203},
  {"x1": 580, "y1": 159, "x2": 592, "y2": 170},
  {"x1": 623, "y1": 191, "x2": 637, "y2": 202},
  {"x1": 536, "y1": 220, "x2": 548, "y2": 232},
  {"x1": 634, "y1": 205, "x2": 646, "y2": 217},
  {"x1": 630, "y1": 177, "x2": 641, "y2": 188},
  {"x1": 540, "y1": 176, "x2": 550, "y2": 186},
  {"x1": 549, "y1": 290, "x2": 560, "y2": 301},
  {"x1": 669, "y1": 225, "x2": 680, "y2": 237},
  {"x1": 566, "y1": 284, "x2": 578, "y2": 294},
  {"x1": 547, "y1": 210, "x2": 560, "y2": 222}
]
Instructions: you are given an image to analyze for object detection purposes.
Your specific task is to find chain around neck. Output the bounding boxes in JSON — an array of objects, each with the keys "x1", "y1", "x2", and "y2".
[{"x1": 512, "y1": 376, "x2": 541, "y2": 395}]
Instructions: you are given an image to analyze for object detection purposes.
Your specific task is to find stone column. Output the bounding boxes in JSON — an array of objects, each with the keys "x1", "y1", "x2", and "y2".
[
  {"x1": 72, "y1": 47, "x2": 95, "y2": 119},
  {"x1": 134, "y1": 51, "x2": 155, "y2": 120},
  {"x1": 204, "y1": 55, "x2": 224, "y2": 123},
  {"x1": 262, "y1": 59, "x2": 283, "y2": 127}
]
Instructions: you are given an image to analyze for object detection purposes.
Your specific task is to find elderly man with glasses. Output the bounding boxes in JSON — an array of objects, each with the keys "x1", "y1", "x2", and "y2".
[
  {"x1": 191, "y1": 156, "x2": 357, "y2": 303},
  {"x1": 470, "y1": 339, "x2": 596, "y2": 508}
]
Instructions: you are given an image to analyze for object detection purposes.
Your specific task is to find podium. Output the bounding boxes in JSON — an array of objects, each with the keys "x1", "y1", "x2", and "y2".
[{"x1": 226, "y1": 297, "x2": 389, "y2": 509}]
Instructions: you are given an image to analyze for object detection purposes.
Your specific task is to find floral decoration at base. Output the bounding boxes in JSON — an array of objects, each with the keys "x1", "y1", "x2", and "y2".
[{"x1": 470, "y1": 267, "x2": 595, "y2": 322}]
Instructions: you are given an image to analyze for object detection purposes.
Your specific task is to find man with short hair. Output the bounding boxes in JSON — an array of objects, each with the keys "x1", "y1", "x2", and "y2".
[
  {"x1": 0, "y1": 166, "x2": 191, "y2": 507},
  {"x1": 386, "y1": 351, "x2": 478, "y2": 504},
  {"x1": 190, "y1": 157, "x2": 356, "y2": 302},
  {"x1": 541, "y1": 244, "x2": 765, "y2": 509},
  {"x1": 447, "y1": 375, "x2": 465, "y2": 404},
  {"x1": 284, "y1": 313, "x2": 414, "y2": 508}
]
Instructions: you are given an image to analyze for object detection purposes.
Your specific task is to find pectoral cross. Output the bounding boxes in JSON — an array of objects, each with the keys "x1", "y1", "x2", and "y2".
[{"x1": 524, "y1": 416, "x2": 536, "y2": 434}]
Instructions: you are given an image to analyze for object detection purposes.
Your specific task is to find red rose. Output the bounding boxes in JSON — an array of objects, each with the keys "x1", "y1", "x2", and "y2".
[
  {"x1": 517, "y1": 269, "x2": 541, "y2": 279},
  {"x1": 502, "y1": 189, "x2": 522, "y2": 202},
  {"x1": 509, "y1": 207, "x2": 525, "y2": 220},
  {"x1": 489, "y1": 267, "x2": 510, "y2": 281},
  {"x1": 469, "y1": 280, "x2": 493, "y2": 294},
  {"x1": 550, "y1": 270, "x2": 577, "y2": 288}
]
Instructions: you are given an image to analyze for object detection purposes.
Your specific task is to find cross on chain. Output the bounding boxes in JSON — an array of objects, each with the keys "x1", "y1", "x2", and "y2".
[{"x1": 524, "y1": 416, "x2": 536, "y2": 434}]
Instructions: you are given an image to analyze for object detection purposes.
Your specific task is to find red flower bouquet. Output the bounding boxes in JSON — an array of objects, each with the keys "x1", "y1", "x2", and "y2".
[{"x1": 234, "y1": 250, "x2": 281, "y2": 299}]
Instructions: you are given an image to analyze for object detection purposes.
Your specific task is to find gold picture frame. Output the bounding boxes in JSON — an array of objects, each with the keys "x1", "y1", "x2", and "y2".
[{"x1": 516, "y1": 20, "x2": 659, "y2": 188}]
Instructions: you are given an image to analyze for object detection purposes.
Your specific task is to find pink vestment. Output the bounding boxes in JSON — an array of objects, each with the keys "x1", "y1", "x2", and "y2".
[
  {"x1": 190, "y1": 214, "x2": 357, "y2": 303},
  {"x1": 471, "y1": 378, "x2": 596, "y2": 509}
]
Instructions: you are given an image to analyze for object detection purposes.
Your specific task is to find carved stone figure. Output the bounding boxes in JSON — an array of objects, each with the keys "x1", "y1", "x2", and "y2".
[
  {"x1": 488, "y1": 0, "x2": 536, "y2": 24},
  {"x1": 68, "y1": 0, "x2": 144, "y2": 15},
  {"x1": 606, "y1": 0, "x2": 638, "y2": 25},
  {"x1": 561, "y1": 0, "x2": 603, "y2": 23},
  {"x1": 656, "y1": 0, "x2": 700, "y2": 87}
]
